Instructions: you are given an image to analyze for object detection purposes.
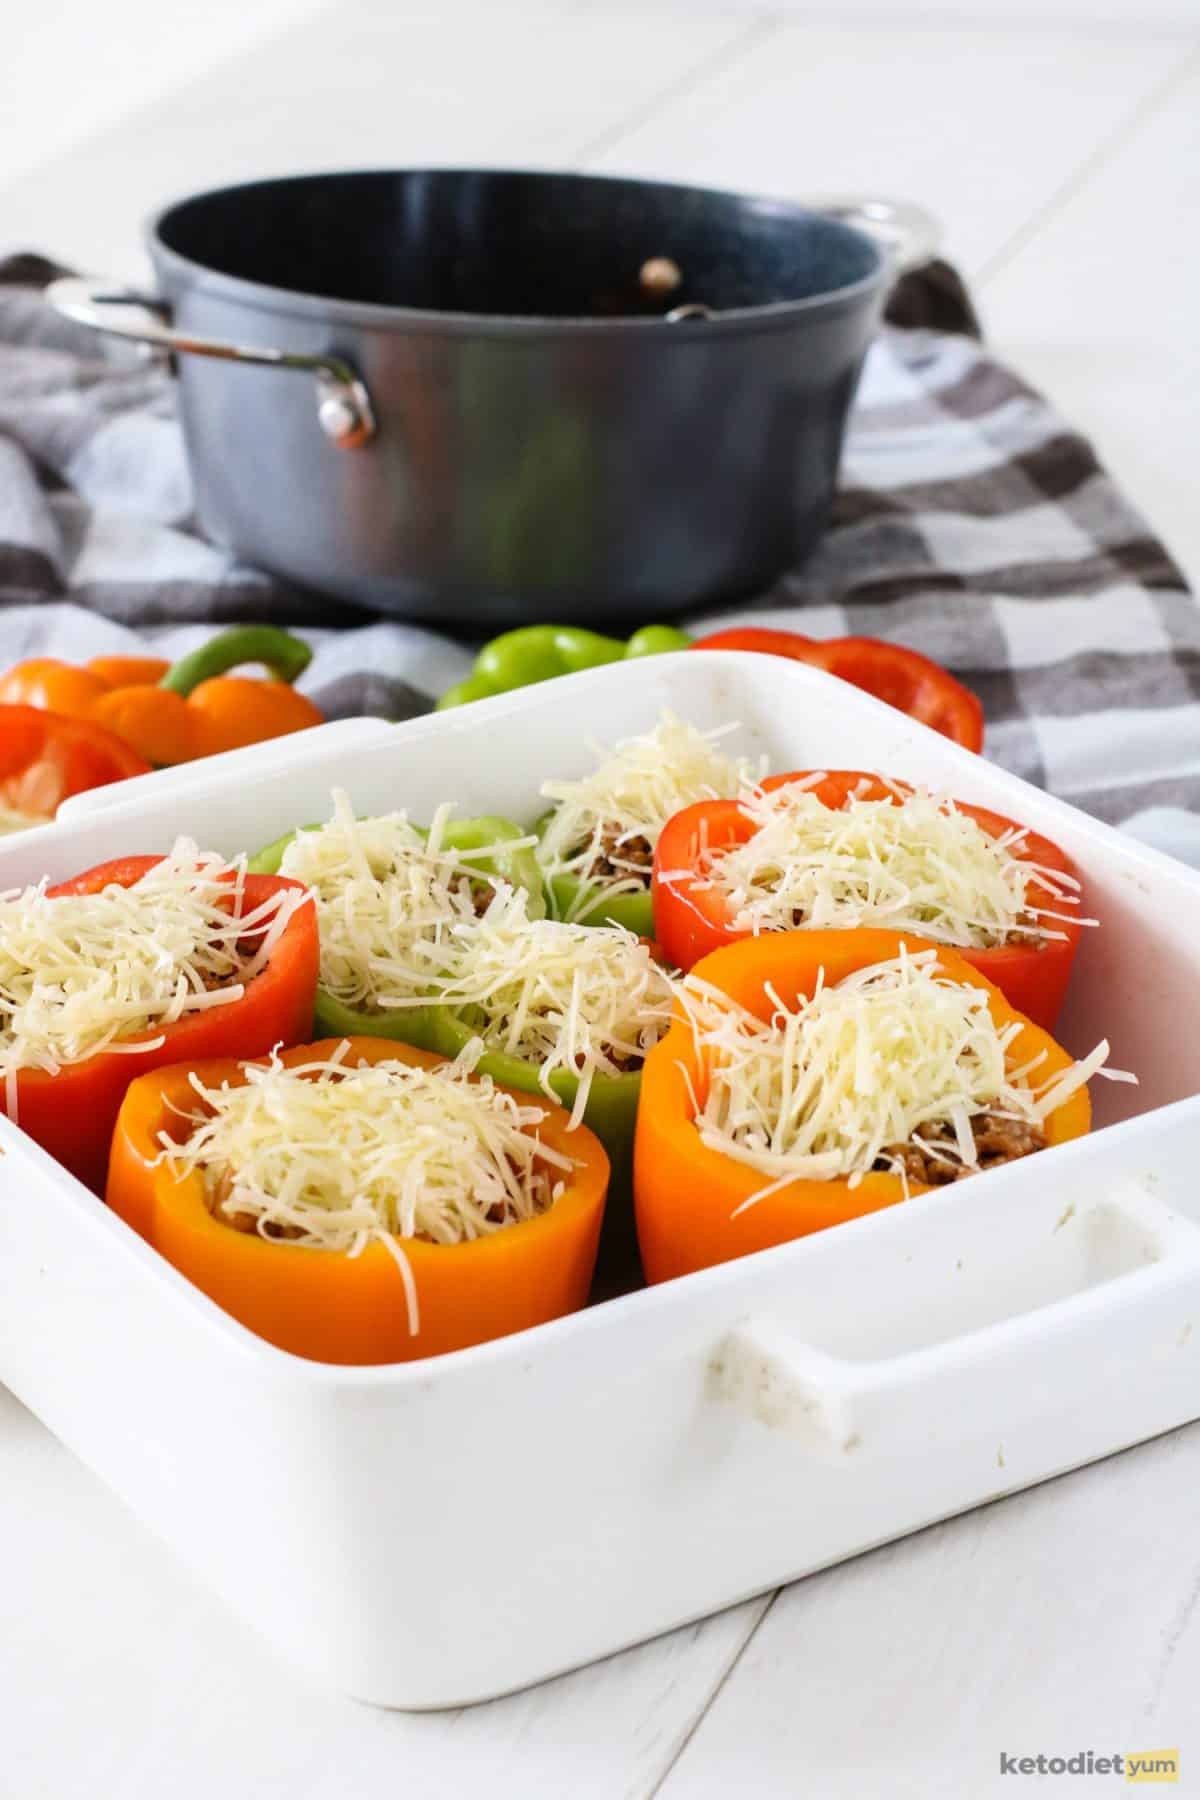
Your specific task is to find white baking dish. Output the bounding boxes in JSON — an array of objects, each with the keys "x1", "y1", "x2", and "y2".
[{"x1": 2, "y1": 651, "x2": 1199, "y2": 1710}]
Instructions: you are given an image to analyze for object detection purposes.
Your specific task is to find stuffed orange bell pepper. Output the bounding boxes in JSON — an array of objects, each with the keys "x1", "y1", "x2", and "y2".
[
  {"x1": 0, "y1": 705, "x2": 152, "y2": 828},
  {"x1": 652, "y1": 770, "x2": 1085, "y2": 1030},
  {"x1": 0, "y1": 625, "x2": 323, "y2": 767},
  {"x1": 635, "y1": 929, "x2": 1096, "y2": 1284},
  {"x1": 107, "y1": 1037, "x2": 610, "y2": 1365},
  {"x1": 5, "y1": 852, "x2": 318, "y2": 1192}
]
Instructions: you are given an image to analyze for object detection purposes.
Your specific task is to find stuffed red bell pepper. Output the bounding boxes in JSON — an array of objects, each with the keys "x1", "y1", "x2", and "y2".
[
  {"x1": 0, "y1": 842, "x2": 318, "y2": 1190},
  {"x1": 653, "y1": 770, "x2": 1087, "y2": 1029}
]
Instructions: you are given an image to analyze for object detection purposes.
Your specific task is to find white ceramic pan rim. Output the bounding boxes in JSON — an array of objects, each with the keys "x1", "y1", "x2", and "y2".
[{"x1": 6, "y1": 648, "x2": 1196, "y2": 1389}]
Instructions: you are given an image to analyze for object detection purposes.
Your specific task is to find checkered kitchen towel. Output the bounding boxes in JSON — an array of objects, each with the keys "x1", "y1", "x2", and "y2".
[{"x1": 0, "y1": 253, "x2": 1196, "y2": 847}]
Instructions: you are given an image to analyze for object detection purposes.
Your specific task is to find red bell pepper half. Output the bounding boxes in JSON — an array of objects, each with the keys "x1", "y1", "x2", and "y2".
[
  {"x1": 8, "y1": 856, "x2": 319, "y2": 1192},
  {"x1": 691, "y1": 628, "x2": 985, "y2": 752},
  {"x1": 0, "y1": 705, "x2": 152, "y2": 823}
]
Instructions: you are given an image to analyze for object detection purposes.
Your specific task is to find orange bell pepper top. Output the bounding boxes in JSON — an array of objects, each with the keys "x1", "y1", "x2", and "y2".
[
  {"x1": 691, "y1": 627, "x2": 985, "y2": 752},
  {"x1": 634, "y1": 928, "x2": 1092, "y2": 1285},
  {"x1": 10, "y1": 856, "x2": 318, "y2": 1193},
  {"x1": 107, "y1": 1036, "x2": 610, "y2": 1366},
  {"x1": 0, "y1": 626, "x2": 323, "y2": 767},
  {"x1": 652, "y1": 770, "x2": 1084, "y2": 1031},
  {"x1": 0, "y1": 705, "x2": 151, "y2": 820}
]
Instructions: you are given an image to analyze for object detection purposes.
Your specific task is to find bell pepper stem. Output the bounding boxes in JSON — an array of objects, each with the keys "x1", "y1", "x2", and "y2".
[{"x1": 159, "y1": 626, "x2": 313, "y2": 697}]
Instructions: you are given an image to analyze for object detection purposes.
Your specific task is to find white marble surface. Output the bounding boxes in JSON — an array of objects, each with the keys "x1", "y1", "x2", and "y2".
[{"x1": 2, "y1": 3, "x2": 1199, "y2": 1794}]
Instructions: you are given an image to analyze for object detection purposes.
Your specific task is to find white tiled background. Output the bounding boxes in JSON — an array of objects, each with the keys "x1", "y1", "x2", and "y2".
[{"x1": 2, "y1": 4, "x2": 1199, "y2": 1796}]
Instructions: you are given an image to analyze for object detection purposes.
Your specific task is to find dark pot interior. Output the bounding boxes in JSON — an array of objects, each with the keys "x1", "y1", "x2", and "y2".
[{"x1": 154, "y1": 169, "x2": 882, "y2": 321}]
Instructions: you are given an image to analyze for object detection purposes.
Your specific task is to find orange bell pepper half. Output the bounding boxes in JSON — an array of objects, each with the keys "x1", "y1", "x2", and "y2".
[
  {"x1": 107, "y1": 1036, "x2": 610, "y2": 1366},
  {"x1": 634, "y1": 928, "x2": 1092, "y2": 1285},
  {"x1": 0, "y1": 705, "x2": 151, "y2": 821},
  {"x1": 10, "y1": 857, "x2": 318, "y2": 1193},
  {"x1": 0, "y1": 626, "x2": 323, "y2": 767},
  {"x1": 652, "y1": 770, "x2": 1083, "y2": 1030},
  {"x1": 691, "y1": 627, "x2": 985, "y2": 752}
]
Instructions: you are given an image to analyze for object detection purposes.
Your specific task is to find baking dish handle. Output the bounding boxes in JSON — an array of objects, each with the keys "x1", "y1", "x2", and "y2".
[
  {"x1": 711, "y1": 1187, "x2": 1200, "y2": 1459},
  {"x1": 44, "y1": 276, "x2": 376, "y2": 449},
  {"x1": 816, "y1": 196, "x2": 941, "y2": 276}
]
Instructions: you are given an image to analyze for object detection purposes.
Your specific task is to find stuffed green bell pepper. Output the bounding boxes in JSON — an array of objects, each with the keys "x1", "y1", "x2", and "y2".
[
  {"x1": 534, "y1": 710, "x2": 763, "y2": 937},
  {"x1": 424, "y1": 883, "x2": 675, "y2": 1282},
  {"x1": 247, "y1": 795, "x2": 544, "y2": 1050}
]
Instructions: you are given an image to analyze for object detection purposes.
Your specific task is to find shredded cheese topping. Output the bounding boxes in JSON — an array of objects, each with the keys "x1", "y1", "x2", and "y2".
[
  {"x1": 536, "y1": 711, "x2": 762, "y2": 913},
  {"x1": 0, "y1": 840, "x2": 302, "y2": 1113},
  {"x1": 278, "y1": 790, "x2": 530, "y2": 1012},
  {"x1": 159, "y1": 1041, "x2": 574, "y2": 1336},
  {"x1": 413, "y1": 884, "x2": 675, "y2": 1125},
  {"x1": 681, "y1": 948, "x2": 1124, "y2": 1205},
  {"x1": 679, "y1": 780, "x2": 1086, "y2": 946}
]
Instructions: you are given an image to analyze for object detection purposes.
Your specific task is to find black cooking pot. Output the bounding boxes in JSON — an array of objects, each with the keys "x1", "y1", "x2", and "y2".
[{"x1": 49, "y1": 170, "x2": 935, "y2": 625}]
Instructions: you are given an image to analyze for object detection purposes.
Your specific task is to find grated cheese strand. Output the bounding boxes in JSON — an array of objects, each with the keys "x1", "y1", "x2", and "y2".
[
  {"x1": 536, "y1": 711, "x2": 763, "y2": 915},
  {"x1": 680, "y1": 947, "x2": 1121, "y2": 1203},
  {"x1": 278, "y1": 789, "x2": 534, "y2": 1012},
  {"x1": 159, "y1": 1045, "x2": 575, "y2": 1335},
  {"x1": 409, "y1": 884, "x2": 675, "y2": 1126},
  {"x1": 678, "y1": 780, "x2": 1089, "y2": 948},
  {"x1": 0, "y1": 840, "x2": 305, "y2": 1110}
]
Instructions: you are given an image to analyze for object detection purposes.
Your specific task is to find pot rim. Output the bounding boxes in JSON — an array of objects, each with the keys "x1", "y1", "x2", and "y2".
[{"x1": 146, "y1": 165, "x2": 890, "y2": 337}]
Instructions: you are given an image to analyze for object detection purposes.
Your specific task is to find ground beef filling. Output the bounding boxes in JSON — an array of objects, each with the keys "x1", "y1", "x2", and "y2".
[
  {"x1": 568, "y1": 1045, "x2": 642, "y2": 1075},
  {"x1": 197, "y1": 966, "x2": 253, "y2": 994},
  {"x1": 781, "y1": 902, "x2": 1045, "y2": 948},
  {"x1": 875, "y1": 1112, "x2": 1047, "y2": 1185},
  {"x1": 577, "y1": 822, "x2": 656, "y2": 888},
  {"x1": 449, "y1": 873, "x2": 499, "y2": 917}
]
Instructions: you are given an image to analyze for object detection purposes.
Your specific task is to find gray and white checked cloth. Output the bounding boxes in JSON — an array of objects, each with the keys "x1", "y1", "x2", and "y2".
[{"x1": 1, "y1": 254, "x2": 1197, "y2": 857}]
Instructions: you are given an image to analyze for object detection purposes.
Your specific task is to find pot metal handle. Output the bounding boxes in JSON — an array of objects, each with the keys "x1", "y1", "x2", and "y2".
[
  {"x1": 663, "y1": 195, "x2": 942, "y2": 323},
  {"x1": 45, "y1": 275, "x2": 376, "y2": 448},
  {"x1": 814, "y1": 196, "x2": 941, "y2": 276}
]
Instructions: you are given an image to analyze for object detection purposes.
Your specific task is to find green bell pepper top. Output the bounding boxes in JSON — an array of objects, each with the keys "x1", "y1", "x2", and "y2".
[
  {"x1": 246, "y1": 812, "x2": 545, "y2": 1052},
  {"x1": 436, "y1": 623, "x2": 693, "y2": 709}
]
